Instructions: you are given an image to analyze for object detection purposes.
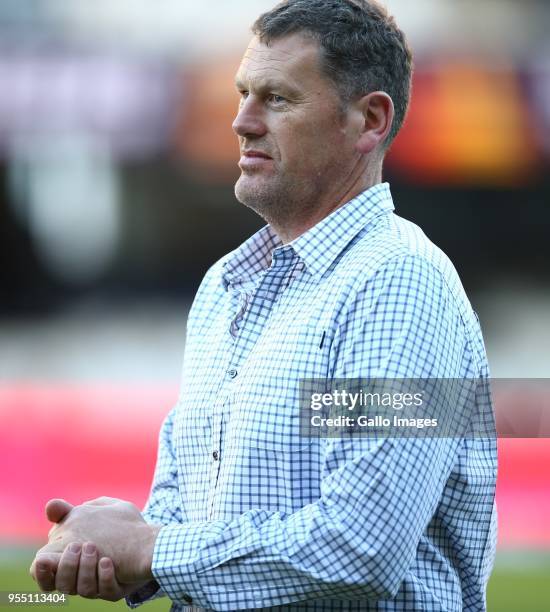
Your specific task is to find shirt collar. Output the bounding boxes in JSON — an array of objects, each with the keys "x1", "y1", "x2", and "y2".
[
  {"x1": 221, "y1": 182, "x2": 394, "y2": 288},
  {"x1": 221, "y1": 224, "x2": 282, "y2": 290},
  {"x1": 290, "y1": 182, "x2": 394, "y2": 278}
]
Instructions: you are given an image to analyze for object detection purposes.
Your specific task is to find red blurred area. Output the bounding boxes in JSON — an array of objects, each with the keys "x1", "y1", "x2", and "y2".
[
  {"x1": 0, "y1": 384, "x2": 177, "y2": 543},
  {"x1": 496, "y1": 438, "x2": 550, "y2": 549},
  {"x1": 1, "y1": 386, "x2": 549, "y2": 548}
]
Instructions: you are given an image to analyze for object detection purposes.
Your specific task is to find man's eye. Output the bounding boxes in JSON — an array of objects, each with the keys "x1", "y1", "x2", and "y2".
[
  {"x1": 238, "y1": 91, "x2": 249, "y2": 108},
  {"x1": 267, "y1": 94, "x2": 286, "y2": 105}
]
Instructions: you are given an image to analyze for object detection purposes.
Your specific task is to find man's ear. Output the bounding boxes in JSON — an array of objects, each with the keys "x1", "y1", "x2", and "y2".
[{"x1": 355, "y1": 91, "x2": 394, "y2": 155}]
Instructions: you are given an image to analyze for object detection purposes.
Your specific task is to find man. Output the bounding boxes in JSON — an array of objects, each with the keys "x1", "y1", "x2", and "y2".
[{"x1": 31, "y1": 1, "x2": 497, "y2": 610}]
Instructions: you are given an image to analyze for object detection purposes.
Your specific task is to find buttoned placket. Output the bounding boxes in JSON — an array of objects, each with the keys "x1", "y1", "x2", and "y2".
[
  {"x1": 206, "y1": 247, "x2": 302, "y2": 520},
  {"x1": 206, "y1": 327, "x2": 235, "y2": 519},
  {"x1": 207, "y1": 394, "x2": 224, "y2": 520}
]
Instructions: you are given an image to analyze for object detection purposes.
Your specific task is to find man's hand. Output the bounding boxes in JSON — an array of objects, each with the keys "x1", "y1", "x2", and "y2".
[
  {"x1": 30, "y1": 497, "x2": 161, "y2": 587},
  {"x1": 29, "y1": 499, "x2": 73, "y2": 589},
  {"x1": 31, "y1": 545, "x2": 146, "y2": 600}
]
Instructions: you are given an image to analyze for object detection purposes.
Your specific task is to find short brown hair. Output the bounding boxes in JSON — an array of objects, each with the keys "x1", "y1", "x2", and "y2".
[{"x1": 252, "y1": 0, "x2": 413, "y2": 148}]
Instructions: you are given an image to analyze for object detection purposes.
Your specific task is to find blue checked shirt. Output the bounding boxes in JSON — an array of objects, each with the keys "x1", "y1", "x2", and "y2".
[{"x1": 129, "y1": 183, "x2": 497, "y2": 611}]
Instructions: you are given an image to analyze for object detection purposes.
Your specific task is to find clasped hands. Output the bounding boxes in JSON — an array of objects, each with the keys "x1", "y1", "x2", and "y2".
[{"x1": 29, "y1": 497, "x2": 161, "y2": 601}]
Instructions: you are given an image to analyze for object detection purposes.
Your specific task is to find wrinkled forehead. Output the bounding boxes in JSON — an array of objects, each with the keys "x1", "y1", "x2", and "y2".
[{"x1": 235, "y1": 33, "x2": 324, "y2": 89}]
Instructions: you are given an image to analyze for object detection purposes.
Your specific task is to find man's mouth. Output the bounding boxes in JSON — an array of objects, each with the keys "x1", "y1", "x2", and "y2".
[
  {"x1": 242, "y1": 150, "x2": 272, "y2": 160},
  {"x1": 239, "y1": 150, "x2": 273, "y2": 168}
]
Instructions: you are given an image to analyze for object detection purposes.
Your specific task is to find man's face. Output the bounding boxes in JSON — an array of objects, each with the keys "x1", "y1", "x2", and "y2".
[{"x1": 233, "y1": 33, "x2": 363, "y2": 226}]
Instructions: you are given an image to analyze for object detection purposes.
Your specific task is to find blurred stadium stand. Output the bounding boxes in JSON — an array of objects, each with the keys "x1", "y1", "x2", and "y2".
[{"x1": 0, "y1": 0, "x2": 549, "y2": 588}]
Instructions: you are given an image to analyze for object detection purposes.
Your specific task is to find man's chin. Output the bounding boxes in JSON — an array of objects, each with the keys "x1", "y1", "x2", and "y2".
[
  {"x1": 235, "y1": 177, "x2": 266, "y2": 206},
  {"x1": 234, "y1": 179, "x2": 279, "y2": 219}
]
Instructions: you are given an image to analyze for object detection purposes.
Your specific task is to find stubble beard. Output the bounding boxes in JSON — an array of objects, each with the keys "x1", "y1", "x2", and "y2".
[{"x1": 234, "y1": 171, "x2": 323, "y2": 228}]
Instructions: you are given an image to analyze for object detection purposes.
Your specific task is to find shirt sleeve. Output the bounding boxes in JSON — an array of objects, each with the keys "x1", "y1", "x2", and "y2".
[
  {"x1": 150, "y1": 256, "x2": 474, "y2": 610},
  {"x1": 142, "y1": 405, "x2": 183, "y2": 526}
]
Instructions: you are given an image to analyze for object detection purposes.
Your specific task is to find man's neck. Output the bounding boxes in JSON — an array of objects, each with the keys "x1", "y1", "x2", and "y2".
[{"x1": 271, "y1": 168, "x2": 383, "y2": 245}]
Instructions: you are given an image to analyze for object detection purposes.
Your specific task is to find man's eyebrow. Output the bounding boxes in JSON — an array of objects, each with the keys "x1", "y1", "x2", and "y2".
[
  {"x1": 234, "y1": 76, "x2": 247, "y2": 90},
  {"x1": 234, "y1": 75, "x2": 299, "y2": 96}
]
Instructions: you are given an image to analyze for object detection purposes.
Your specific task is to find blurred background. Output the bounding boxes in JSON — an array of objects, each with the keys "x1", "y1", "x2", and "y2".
[{"x1": 0, "y1": 0, "x2": 549, "y2": 609}]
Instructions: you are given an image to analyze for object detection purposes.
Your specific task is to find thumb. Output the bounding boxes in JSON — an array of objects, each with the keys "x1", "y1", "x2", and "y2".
[{"x1": 45, "y1": 499, "x2": 74, "y2": 523}]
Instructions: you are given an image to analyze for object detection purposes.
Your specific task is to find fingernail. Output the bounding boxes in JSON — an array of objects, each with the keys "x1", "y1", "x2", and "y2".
[
  {"x1": 83, "y1": 543, "x2": 96, "y2": 555},
  {"x1": 99, "y1": 558, "x2": 111, "y2": 570},
  {"x1": 69, "y1": 542, "x2": 81, "y2": 554}
]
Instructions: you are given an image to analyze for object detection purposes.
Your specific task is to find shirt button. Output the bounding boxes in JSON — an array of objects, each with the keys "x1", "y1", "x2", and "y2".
[
  {"x1": 212, "y1": 450, "x2": 219, "y2": 461},
  {"x1": 182, "y1": 594, "x2": 193, "y2": 604},
  {"x1": 227, "y1": 368, "x2": 238, "y2": 379}
]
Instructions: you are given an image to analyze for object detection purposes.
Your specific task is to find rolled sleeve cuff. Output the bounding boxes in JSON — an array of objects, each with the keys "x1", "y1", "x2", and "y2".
[{"x1": 150, "y1": 522, "x2": 220, "y2": 609}]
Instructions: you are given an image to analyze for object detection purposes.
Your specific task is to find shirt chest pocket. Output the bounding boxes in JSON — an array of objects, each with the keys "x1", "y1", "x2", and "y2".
[
  {"x1": 225, "y1": 380, "x2": 313, "y2": 453},
  {"x1": 244, "y1": 320, "x2": 331, "y2": 380}
]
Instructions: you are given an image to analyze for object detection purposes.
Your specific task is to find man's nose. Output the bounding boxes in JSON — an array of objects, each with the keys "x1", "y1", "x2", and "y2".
[{"x1": 232, "y1": 97, "x2": 267, "y2": 138}]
